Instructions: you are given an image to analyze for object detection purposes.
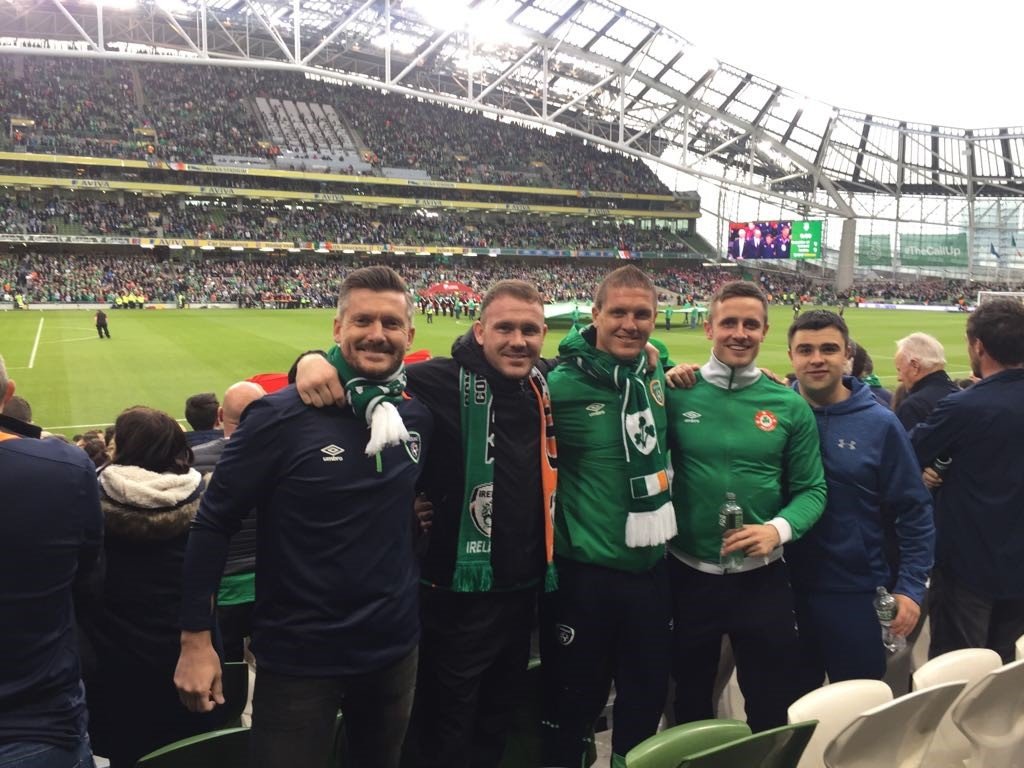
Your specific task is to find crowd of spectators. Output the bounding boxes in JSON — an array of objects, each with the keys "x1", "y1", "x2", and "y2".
[
  {"x1": 2, "y1": 192, "x2": 689, "y2": 251},
  {"x1": 5, "y1": 252, "x2": 1014, "y2": 308},
  {"x1": 0, "y1": 56, "x2": 668, "y2": 193}
]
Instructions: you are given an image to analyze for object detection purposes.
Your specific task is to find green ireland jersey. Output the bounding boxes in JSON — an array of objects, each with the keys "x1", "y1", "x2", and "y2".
[
  {"x1": 548, "y1": 362, "x2": 670, "y2": 573},
  {"x1": 667, "y1": 360, "x2": 826, "y2": 563}
]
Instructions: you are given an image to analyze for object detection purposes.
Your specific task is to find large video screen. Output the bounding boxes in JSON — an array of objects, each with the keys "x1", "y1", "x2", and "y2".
[{"x1": 727, "y1": 220, "x2": 821, "y2": 260}]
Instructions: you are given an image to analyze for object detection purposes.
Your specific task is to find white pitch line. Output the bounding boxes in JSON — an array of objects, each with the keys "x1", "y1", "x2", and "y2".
[
  {"x1": 43, "y1": 418, "x2": 189, "y2": 431},
  {"x1": 27, "y1": 317, "x2": 44, "y2": 369},
  {"x1": 44, "y1": 336, "x2": 99, "y2": 343}
]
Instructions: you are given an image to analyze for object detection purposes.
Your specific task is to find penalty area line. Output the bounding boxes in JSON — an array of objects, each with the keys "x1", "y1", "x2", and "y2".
[{"x1": 27, "y1": 316, "x2": 44, "y2": 369}]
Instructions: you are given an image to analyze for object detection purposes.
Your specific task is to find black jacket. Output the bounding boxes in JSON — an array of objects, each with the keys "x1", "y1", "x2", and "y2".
[
  {"x1": 191, "y1": 438, "x2": 256, "y2": 576},
  {"x1": 410, "y1": 332, "x2": 546, "y2": 591},
  {"x1": 895, "y1": 369, "x2": 959, "y2": 431}
]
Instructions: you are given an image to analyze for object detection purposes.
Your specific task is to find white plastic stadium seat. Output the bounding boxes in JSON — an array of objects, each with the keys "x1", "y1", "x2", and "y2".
[
  {"x1": 951, "y1": 658, "x2": 1024, "y2": 768},
  {"x1": 1016, "y1": 633, "x2": 1024, "y2": 661},
  {"x1": 787, "y1": 679, "x2": 893, "y2": 768},
  {"x1": 910, "y1": 648, "x2": 1001, "y2": 768},
  {"x1": 823, "y1": 680, "x2": 966, "y2": 768}
]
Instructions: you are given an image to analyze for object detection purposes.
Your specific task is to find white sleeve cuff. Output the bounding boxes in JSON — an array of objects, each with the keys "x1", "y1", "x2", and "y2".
[{"x1": 766, "y1": 517, "x2": 792, "y2": 545}]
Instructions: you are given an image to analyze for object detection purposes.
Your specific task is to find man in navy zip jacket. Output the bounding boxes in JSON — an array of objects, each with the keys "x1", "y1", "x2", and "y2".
[
  {"x1": 174, "y1": 267, "x2": 433, "y2": 768},
  {"x1": 785, "y1": 311, "x2": 934, "y2": 691},
  {"x1": 912, "y1": 298, "x2": 1024, "y2": 663},
  {"x1": 0, "y1": 354, "x2": 103, "y2": 768}
]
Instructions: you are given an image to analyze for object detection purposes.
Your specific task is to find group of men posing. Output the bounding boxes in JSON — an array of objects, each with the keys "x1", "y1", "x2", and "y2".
[{"x1": 171, "y1": 264, "x2": 1024, "y2": 768}]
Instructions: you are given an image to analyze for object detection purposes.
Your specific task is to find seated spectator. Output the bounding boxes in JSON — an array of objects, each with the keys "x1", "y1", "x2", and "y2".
[
  {"x1": 184, "y1": 392, "x2": 223, "y2": 447},
  {"x1": 3, "y1": 394, "x2": 32, "y2": 423},
  {"x1": 78, "y1": 406, "x2": 225, "y2": 767}
]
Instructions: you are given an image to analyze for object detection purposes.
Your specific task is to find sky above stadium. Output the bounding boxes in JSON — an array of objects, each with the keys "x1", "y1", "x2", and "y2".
[{"x1": 629, "y1": 0, "x2": 1019, "y2": 129}]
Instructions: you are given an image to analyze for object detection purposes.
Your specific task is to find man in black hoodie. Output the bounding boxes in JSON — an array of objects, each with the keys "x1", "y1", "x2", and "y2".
[{"x1": 296, "y1": 280, "x2": 555, "y2": 768}]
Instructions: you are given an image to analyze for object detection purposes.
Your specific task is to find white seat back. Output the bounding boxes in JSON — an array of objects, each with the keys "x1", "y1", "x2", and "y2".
[
  {"x1": 823, "y1": 680, "x2": 966, "y2": 768},
  {"x1": 951, "y1": 658, "x2": 1024, "y2": 768},
  {"x1": 787, "y1": 679, "x2": 892, "y2": 768},
  {"x1": 1016, "y1": 634, "x2": 1024, "y2": 661},
  {"x1": 911, "y1": 648, "x2": 1001, "y2": 768}
]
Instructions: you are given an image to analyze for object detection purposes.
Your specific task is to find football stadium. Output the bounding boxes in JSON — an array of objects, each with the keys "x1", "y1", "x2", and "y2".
[{"x1": 1, "y1": 1, "x2": 1023, "y2": 767}]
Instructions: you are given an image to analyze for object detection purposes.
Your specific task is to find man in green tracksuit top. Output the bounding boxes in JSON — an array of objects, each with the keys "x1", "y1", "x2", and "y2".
[
  {"x1": 666, "y1": 280, "x2": 826, "y2": 732},
  {"x1": 545, "y1": 265, "x2": 676, "y2": 768}
]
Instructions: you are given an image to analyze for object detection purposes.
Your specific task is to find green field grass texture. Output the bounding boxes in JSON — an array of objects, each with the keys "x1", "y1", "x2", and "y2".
[{"x1": 0, "y1": 306, "x2": 973, "y2": 435}]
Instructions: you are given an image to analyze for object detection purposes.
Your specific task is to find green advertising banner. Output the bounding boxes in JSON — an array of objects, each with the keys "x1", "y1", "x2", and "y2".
[
  {"x1": 790, "y1": 220, "x2": 823, "y2": 259},
  {"x1": 899, "y1": 233, "x2": 968, "y2": 267},
  {"x1": 858, "y1": 234, "x2": 892, "y2": 267}
]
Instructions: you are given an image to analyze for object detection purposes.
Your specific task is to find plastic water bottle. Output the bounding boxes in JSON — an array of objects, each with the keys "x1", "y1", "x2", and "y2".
[
  {"x1": 873, "y1": 586, "x2": 907, "y2": 652},
  {"x1": 719, "y1": 493, "x2": 745, "y2": 571},
  {"x1": 932, "y1": 456, "x2": 952, "y2": 477}
]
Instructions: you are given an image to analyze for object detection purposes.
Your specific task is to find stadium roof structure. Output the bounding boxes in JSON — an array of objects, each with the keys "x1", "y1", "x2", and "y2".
[{"x1": 3, "y1": 0, "x2": 1024, "y2": 220}]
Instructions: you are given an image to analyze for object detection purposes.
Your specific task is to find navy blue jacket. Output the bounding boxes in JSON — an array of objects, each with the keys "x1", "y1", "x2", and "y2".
[
  {"x1": 0, "y1": 416, "x2": 102, "y2": 748},
  {"x1": 912, "y1": 368, "x2": 1024, "y2": 599},
  {"x1": 181, "y1": 385, "x2": 433, "y2": 676},
  {"x1": 895, "y1": 370, "x2": 959, "y2": 431},
  {"x1": 786, "y1": 378, "x2": 934, "y2": 604}
]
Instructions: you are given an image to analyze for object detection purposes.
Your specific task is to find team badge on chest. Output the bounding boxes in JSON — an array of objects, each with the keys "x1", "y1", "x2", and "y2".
[{"x1": 754, "y1": 410, "x2": 778, "y2": 432}]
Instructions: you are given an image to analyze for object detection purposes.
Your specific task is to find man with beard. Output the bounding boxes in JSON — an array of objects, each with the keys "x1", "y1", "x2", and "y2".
[
  {"x1": 175, "y1": 266, "x2": 433, "y2": 768},
  {"x1": 912, "y1": 298, "x2": 1024, "y2": 663},
  {"x1": 294, "y1": 280, "x2": 557, "y2": 768}
]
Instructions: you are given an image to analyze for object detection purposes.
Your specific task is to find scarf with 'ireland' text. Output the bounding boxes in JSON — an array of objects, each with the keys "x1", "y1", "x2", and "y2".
[
  {"x1": 559, "y1": 326, "x2": 676, "y2": 547},
  {"x1": 452, "y1": 366, "x2": 558, "y2": 593},
  {"x1": 326, "y1": 345, "x2": 410, "y2": 456}
]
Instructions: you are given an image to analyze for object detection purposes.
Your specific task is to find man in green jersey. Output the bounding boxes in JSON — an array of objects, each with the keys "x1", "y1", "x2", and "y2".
[
  {"x1": 666, "y1": 280, "x2": 826, "y2": 731},
  {"x1": 545, "y1": 265, "x2": 676, "y2": 768}
]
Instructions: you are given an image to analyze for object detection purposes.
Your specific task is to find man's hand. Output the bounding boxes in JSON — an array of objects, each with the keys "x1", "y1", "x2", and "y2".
[
  {"x1": 759, "y1": 368, "x2": 787, "y2": 386},
  {"x1": 174, "y1": 631, "x2": 224, "y2": 713},
  {"x1": 921, "y1": 467, "x2": 944, "y2": 490},
  {"x1": 890, "y1": 594, "x2": 921, "y2": 637},
  {"x1": 296, "y1": 353, "x2": 346, "y2": 408},
  {"x1": 643, "y1": 342, "x2": 661, "y2": 373},
  {"x1": 414, "y1": 493, "x2": 434, "y2": 534},
  {"x1": 721, "y1": 524, "x2": 781, "y2": 559},
  {"x1": 665, "y1": 364, "x2": 699, "y2": 389}
]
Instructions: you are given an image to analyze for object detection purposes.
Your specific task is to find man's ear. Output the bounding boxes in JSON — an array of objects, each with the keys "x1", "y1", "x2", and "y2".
[{"x1": 216, "y1": 406, "x2": 225, "y2": 427}]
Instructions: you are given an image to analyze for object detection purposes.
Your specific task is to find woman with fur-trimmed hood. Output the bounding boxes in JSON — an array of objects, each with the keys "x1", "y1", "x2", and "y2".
[{"x1": 78, "y1": 406, "x2": 226, "y2": 767}]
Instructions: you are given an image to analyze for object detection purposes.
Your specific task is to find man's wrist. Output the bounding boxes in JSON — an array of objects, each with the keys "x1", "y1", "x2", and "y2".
[{"x1": 180, "y1": 629, "x2": 214, "y2": 648}]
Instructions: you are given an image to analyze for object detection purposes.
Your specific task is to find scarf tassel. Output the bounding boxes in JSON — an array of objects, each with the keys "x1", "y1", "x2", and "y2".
[
  {"x1": 543, "y1": 561, "x2": 559, "y2": 593},
  {"x1": 451, "y1": 562, "x2": 494, "y2": 593},
  {"x1": 625, "y1": 502, "x2": 678, "y2": 548},
  {"x1": 364, "y1": 400, "x2": 411, "y2": 456}
]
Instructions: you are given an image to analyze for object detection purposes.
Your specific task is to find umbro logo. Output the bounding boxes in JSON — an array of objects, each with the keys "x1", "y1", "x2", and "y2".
[
  {"x1": 321, "y1": 444, "x2": 345, "y2": 462},
  {"x1": 682, "y1": 410, "x2": 702, "y2": 423},
  {"x1": 586, "y1": 403, "x2": 606, "y2": 417},
  {"x1": 837, "y1": 439, "x2": 857, "y2": 450}
]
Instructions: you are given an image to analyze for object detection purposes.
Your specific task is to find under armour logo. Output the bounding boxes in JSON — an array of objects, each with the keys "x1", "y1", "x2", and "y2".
[{"x1": 837, "y1": 439, "x2": 857, "y2": 450}]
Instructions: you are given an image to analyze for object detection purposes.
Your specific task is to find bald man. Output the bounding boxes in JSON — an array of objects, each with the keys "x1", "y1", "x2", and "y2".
[{"x1": 190, "y1": 380, "x2": 267, "y2": 662}]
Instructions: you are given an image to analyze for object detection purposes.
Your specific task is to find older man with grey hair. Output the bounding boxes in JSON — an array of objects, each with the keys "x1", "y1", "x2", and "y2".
[{"x1": 893, "y1": 332, "x2": 959, "y2": 431}]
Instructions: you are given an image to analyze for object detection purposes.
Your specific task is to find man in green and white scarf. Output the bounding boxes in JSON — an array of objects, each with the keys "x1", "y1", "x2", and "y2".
[{"x1": 544, "y1": 265, "x2": 674, "y2": 768}]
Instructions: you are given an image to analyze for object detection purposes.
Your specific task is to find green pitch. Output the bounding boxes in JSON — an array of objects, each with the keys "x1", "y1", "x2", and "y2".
[{"x1": 0, "y1": 306, "x2": 974, "y2": 435}]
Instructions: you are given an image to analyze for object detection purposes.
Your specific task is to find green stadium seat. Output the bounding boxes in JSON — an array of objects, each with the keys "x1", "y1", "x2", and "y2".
[
  {"x1": 624, "y1": 719, "x2": 752, "y2": 768},
  {"x1": 135, "y1": 726, "x2": 249, "y2": 768},
  {"x1": 676, "y1": 720, "x2": 818, "y2": 768}
]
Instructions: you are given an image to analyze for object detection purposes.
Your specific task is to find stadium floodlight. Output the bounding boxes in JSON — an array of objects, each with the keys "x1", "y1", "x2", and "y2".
[
  {"x1": 230, "y1": 246, "x2": 244, "y2": 251},
  {"x1": 260, "y1": 246, "x2": 275, "y2": 252},
  {"x1": 342, "y1": 249, "x2": 355, "y2": 254},
  {"x1": 200, "y1": 245, "x2": 215, "y2": 250},
  {"x1": 287, "y1": 248, "x2": 301, "y2": 253},
  {"x1": 168, "y1": 244, "x2": 183, "y2": 250}
]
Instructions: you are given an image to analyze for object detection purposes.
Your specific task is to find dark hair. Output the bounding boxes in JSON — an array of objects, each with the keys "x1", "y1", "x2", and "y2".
[
  {"x1": 113, "y1": 406, "x2": 192, "y2": 475},
  {"x1": 480, "y1": 280, "x2": 543, "y2": 320},
  {"x1": 337, "y1": 265, "x2": 413, "y2": 321},
  {"x1": 81, "y1": 438, "x2": 110, "y2": 469},
  {"x1": 104, "y1": 425, "x2": 115, "y2": 444},
  {"x1": 184, "y1": 392, "x2": 219, "y2": 431},
  {"x1": 4, "y1": 395, "x2": 32, "y2": 423},
  {"x1": 709, "y1": 281, "x2": 768, "y2": 322},
  {"x1": 787, "y1": 310, "x2": 850, "y2": 348},
  {"x1": 593, "y1": 265, "x2": 657, "y2": 309},
  {"x1": 966, "y1": 298, "x2": 1024, "y2": 367}
]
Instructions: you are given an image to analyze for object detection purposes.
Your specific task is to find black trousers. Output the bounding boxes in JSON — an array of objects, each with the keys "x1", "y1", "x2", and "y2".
[
  {"x1": 669, "y1": 558, "x2": 801, "y2": 732},
  {"x1": 405, "y1": 586, "x2": 535, "y2": 768},
  {"x1": 251, "y1": 647, "x2": 417, "y2": 768},
  {"x1": 96, "y1": 323, "x2": 110, "y2": 338},
  {"x1": 217, "y1": 601, "x2": 254, "y2": 663},
  {"x1": 929, "y1": 566, "x2": 1024, "y2": 664},
  {"x1": 542, "y1": 557, "x2": 671, "y2": 766}
]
